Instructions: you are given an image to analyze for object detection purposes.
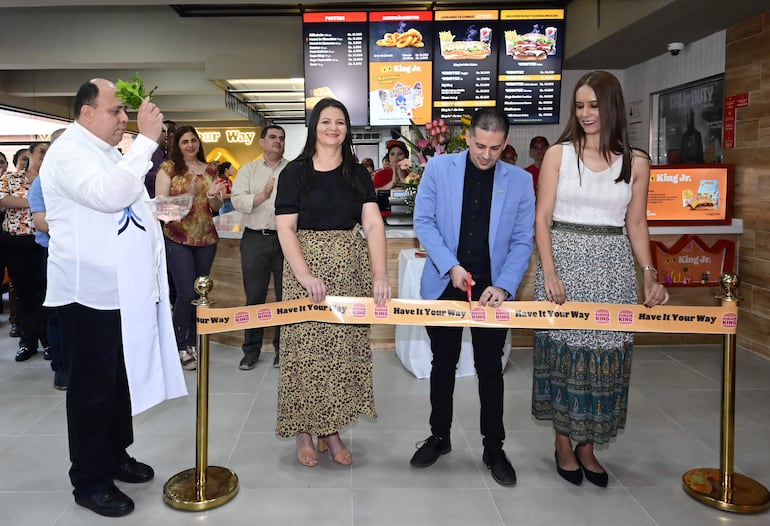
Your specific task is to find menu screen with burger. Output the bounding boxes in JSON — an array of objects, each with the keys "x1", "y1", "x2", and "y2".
[
  {"x1": 646, "y1": 164, "x2": 733, "y2": 225},
  {"x1": 497, "y1": 9, "x2": 565, "y2": 124},
  {"x1": 432, "y1": 10, "x2": 499, "y2": 123},
  {"x1": 369, "y1": 11, "x2": 433, "y2": 126},
  {"x1": 303, "y1": 12, "x2": 369, "y2": 126}
]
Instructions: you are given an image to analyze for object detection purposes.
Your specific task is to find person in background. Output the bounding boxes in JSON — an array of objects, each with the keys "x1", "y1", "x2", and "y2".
[
  {"x1": 381, "y1": 153, "x2": 390, "y2": 170},
  {"x1": 524, "y1": 136, "x2": 550, "y2": 193},
  {"x1": 679, "y1": 109, "x2": 704, "y2": 164},
  {"x1": 274, "y1": 98, "x2": 390, "y2": 467},
  {"x1": 361, "y1": 157, "x2": 375, "y2": 175},
  {"x1": 232, "y1": 124, "x2": 288, "y2": 370},
  {"x1": 4, "y1": 148, "x2": 29, "y2": 338},
  {"x1": 500, "y1": 144, "x2": 518, "y2": 165},
  {"x1": 410, "y1": 108, "x2": 535, "y2": 487},
  {"x1": 144, "y1": 119, "x2": 177, "y2": 198},
  {"x1": 0, "y1": 151, "x2": 7, "y2": 328},
  {"x1": 41, "y1": 78, "x2": 186, "y2": 517},
  {"x1": 216, "y1": 161, "x2": 235, "y2": 215},
  {"x1": 29, "y1": 127, "x2": 68, "y2": 389},
  {"x1": 372, "y1": 139, "x2": 409, "y2": 191},
  {"x1": 533, "y1": 71, "x2": 669, "y2": 487},
  {"x1": 0, "y1": 142, "x2": 50, "y2": 362},
  {"x1": 156, "y1": 125, "x2": 227, "y2": 372}
]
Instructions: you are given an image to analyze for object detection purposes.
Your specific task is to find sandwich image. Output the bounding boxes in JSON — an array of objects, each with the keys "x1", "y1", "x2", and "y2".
[
  {"x1": 439, "y1": 30, "x2": 490, "y2": 60},
  {"x1": 505, "y1": 30, "x2": 554, "y2": 60}
]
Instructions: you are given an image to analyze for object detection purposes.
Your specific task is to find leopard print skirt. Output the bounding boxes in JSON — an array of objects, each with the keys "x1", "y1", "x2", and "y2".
[{"x1": 276, "y1": 226, "x2": 377, "y2": 437}]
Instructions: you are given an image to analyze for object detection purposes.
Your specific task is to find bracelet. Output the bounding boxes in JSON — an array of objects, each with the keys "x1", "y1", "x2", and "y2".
[
  {"x1": 641, "y1": 265, "x2": 658, "y2": 274},
  {"x1": 206, "y1": 193, "x2": 218, "y2": 199}
]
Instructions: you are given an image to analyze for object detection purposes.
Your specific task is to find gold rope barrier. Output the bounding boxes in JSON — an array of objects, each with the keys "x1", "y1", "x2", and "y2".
[
  {"x1": 167, "y1": 272, "x2": 768, "y2": 514},
  {"x1": 163, "y1": 276, "x2": 239, "y2": 511},
  {"x1": 682, "y1": 274, "x2": 770, "y2": 513}
]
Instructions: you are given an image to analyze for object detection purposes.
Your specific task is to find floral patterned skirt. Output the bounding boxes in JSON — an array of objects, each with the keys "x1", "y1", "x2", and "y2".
[
  {"x1": 276, "y1": 227, "x2": 376, "y2": 437},
  {"x1": 531, "y1": 225, "x2": 638, "y2": 445}
]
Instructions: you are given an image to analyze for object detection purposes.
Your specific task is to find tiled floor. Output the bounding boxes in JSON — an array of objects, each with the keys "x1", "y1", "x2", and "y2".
[{"x1": 1, "y1": 306, "x2": 769, "y2": 525}]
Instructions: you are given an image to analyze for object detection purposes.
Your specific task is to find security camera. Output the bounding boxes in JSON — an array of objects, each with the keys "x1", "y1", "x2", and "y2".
[{"x1": 667, "y1": 42, "x2": 684, "y2": 56}]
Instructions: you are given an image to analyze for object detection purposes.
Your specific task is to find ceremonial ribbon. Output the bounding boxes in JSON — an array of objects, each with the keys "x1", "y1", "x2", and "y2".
[{"x1": 196, "y1": 297, "x2": 737, "y2": 336}]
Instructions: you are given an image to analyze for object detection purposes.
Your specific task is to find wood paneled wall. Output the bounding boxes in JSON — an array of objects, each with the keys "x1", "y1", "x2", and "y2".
[{"x1": 725, "y1": 13, "x2": 770, "y2": 358}]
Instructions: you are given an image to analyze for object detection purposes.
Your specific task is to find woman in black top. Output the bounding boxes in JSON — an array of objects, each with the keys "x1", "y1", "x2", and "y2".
[{"x1": 275, "y1": 98, "x2": 390, "y2": 467}]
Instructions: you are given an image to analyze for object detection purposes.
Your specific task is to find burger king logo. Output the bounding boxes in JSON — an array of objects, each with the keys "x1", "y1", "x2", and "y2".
[
  {"x1": 235, "y1": 311, "x2": 251, "y2": 324},
  {"x1": 374, "y1": 305, "x2": 389, "y2": 319},
  {"x1": 352, "y1": 303, "x2": 367, "y2": 318},
  {"x1": 618, "y1": 309, "x2": 634, "y2": 326},
  {"x1": 257, "y1": 308, "x2": 272, "y2": 322},
  {"x1": 595, "y1": 309, "x2": 610, "y2": 325},
  {"x1": 495, "y1": 309, "x2": 511, "y2": 322},
  {"x1": 721, "y1": 312, "x2": 737, "y2": 329},
  {"x1": 471, "y1": 307, "x2": 487, "y2": 322}
]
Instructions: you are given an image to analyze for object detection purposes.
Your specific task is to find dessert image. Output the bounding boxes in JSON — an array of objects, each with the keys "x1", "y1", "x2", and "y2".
[{"x1": 305, "y1": 86, "x2": 336, "y2": 110}]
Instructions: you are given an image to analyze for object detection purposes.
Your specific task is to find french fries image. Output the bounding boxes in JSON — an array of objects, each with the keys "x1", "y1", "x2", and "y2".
[{"x1": 376, "y1": 28, "x2": 424, "y2": 48}]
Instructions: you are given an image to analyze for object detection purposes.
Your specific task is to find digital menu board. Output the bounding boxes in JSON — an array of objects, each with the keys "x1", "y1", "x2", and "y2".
[
  {"x1": 497, "y1": 9, "x2": 565, "y2": 124},
  {"x1": 432, "y1": 10, "x2": 499, "y2": 123},
  {"x1": 368, "y1": 11, "x2": 433, "y2": 126},
  {"x1": 303, "y1": 12, "x2": 368, "y2": 126},
  {"x1": 646, "y1": 164, "x2": 733, "y2": 225}
]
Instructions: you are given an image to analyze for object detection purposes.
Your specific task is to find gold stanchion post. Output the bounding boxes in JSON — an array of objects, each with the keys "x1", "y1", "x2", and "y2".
[
  {"x1": 163, "y1": 276, "x2": 239, "y2": 511},
  {"x1": 682, "y1": 273, "x2": 770, "y2": 513}
]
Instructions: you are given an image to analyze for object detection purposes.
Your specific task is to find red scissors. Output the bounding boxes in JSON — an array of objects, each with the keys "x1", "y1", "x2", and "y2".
[{"x1": 466, "y1": 272, "x2": 472, "y2": 304}]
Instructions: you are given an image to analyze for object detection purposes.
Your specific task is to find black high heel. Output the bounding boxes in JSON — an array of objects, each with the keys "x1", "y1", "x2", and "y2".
[
  {"x1": 574, "y1": 444, "x2": 609, "y2": 487},
  {"x1": 554, "y1": 450, "x2": 583, "y2": 485}
]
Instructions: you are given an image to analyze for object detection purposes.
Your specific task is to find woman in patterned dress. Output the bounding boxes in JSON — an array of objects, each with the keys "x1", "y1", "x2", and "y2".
[
  {"x1": 532, "y1": 71, "x2": 669, "y2": 486},
  {"x1": 156, "y1": 125, "x2": 227, "y2": 371},
  {"x1": 0, "y1": 142, "x2": 49, "y2": 361},
  {"x1": 275, "y1": 98, "x2": 390, "y2": 467}
]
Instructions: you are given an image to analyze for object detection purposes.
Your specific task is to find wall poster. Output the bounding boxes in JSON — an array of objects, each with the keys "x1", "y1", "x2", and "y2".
[{"x1": 652, "y1": 75, "x2": 724, "y2": 165}]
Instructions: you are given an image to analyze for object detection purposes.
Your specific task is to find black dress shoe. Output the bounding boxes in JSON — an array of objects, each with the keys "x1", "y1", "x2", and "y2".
[
  {"x1": 555, "y1": 450, "x2": 583, "y2": 485},
  {"x1": 113, "y1": 458, "x2": 154, "y2": 483},
  {"x1": 483, "y1": 448, "x2": 517, "y2": 486},
  {"x1": 272, "y1": 353, "x2": 279, "y2": 368},
  {"x1": 239, "y1": 351, "x2": 259, "y2": 370},
  {"x1": 575, "y1": 446, "x2": 609, "y2": 487},
  {"x1": 53, "y1": 369, "x2": 69, "y2": 391},
  {"x1": 9, "y1": 324, "x2": 20, "y2": 337},
  {"x1": 14, "y1": 346, "x2": 35, "y2": 362},
  {"x1": 410, "y1": 435, "x2": 451, "y2": 467},
  {"x1": 75, "y1": 485, "x2": 134, "y2": 517}
]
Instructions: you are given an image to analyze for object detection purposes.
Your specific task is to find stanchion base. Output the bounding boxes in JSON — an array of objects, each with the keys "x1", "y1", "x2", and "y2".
[
  {"x1": 163, "y1": 466, "x2": 239, "y2": 511},
  {"x1": 683, "y1": 468, "x2": 770, "y2": 514}
]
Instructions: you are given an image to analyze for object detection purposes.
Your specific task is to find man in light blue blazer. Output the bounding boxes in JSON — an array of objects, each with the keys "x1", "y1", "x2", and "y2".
[{"x1": 410, "y1": 109, "x2": 535, "y2": 487}]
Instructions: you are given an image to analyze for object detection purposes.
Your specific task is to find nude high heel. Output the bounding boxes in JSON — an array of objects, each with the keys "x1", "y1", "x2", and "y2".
[
  {"x1": 296, "y1": 433, "x2": 317, "y2": 467},
  {"x1": 317, "y1": 435, "x2": 352, "y2": 466}
]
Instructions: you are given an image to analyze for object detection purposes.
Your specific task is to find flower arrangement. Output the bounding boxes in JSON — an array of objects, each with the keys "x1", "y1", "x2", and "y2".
[{"x1": 393, "y1": 116, "x2": 471, "y2": 212}]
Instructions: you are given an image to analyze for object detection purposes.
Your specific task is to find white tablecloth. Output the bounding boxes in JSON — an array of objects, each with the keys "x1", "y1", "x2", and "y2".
[{"x1": 395, "y1": 248, "x2": 511, "y2": 379}]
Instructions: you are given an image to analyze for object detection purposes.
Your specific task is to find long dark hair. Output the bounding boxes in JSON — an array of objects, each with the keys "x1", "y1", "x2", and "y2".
[
  {"x1": 296, "y1": 98, "x2": 367, "y2": 196},
  {"x1": 169, "y1": 125, "x2": 207, "y2": 177},
  {"x1": 556, "y1": 70, "x2": 632, "y2": 184}
]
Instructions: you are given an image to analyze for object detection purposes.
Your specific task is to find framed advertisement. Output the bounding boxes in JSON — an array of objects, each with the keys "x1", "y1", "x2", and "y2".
[
  {"x1": 646, "y1": 164, "x2": 733, "y2": 226},
  {"x1": 650, "y1": 75, "x2": 724, "y2": 165}
]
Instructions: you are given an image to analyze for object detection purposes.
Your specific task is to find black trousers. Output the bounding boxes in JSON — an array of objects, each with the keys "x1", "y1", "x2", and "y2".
[
  {"x1": 240, "y1": 228, "x2": 283, "y2": 355},
  {"x1": 426, "y1": 281, "x2": 508, "y2": 450},
  {"x1": 165, "y1": 238, "x2": 217, "y2": 350},
  {"x1": 3, "y1": 233, "x2": 47, "y2": 350},
  {"x1": 57, "y1": 303, "x2": 132, "y2": 496}
]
